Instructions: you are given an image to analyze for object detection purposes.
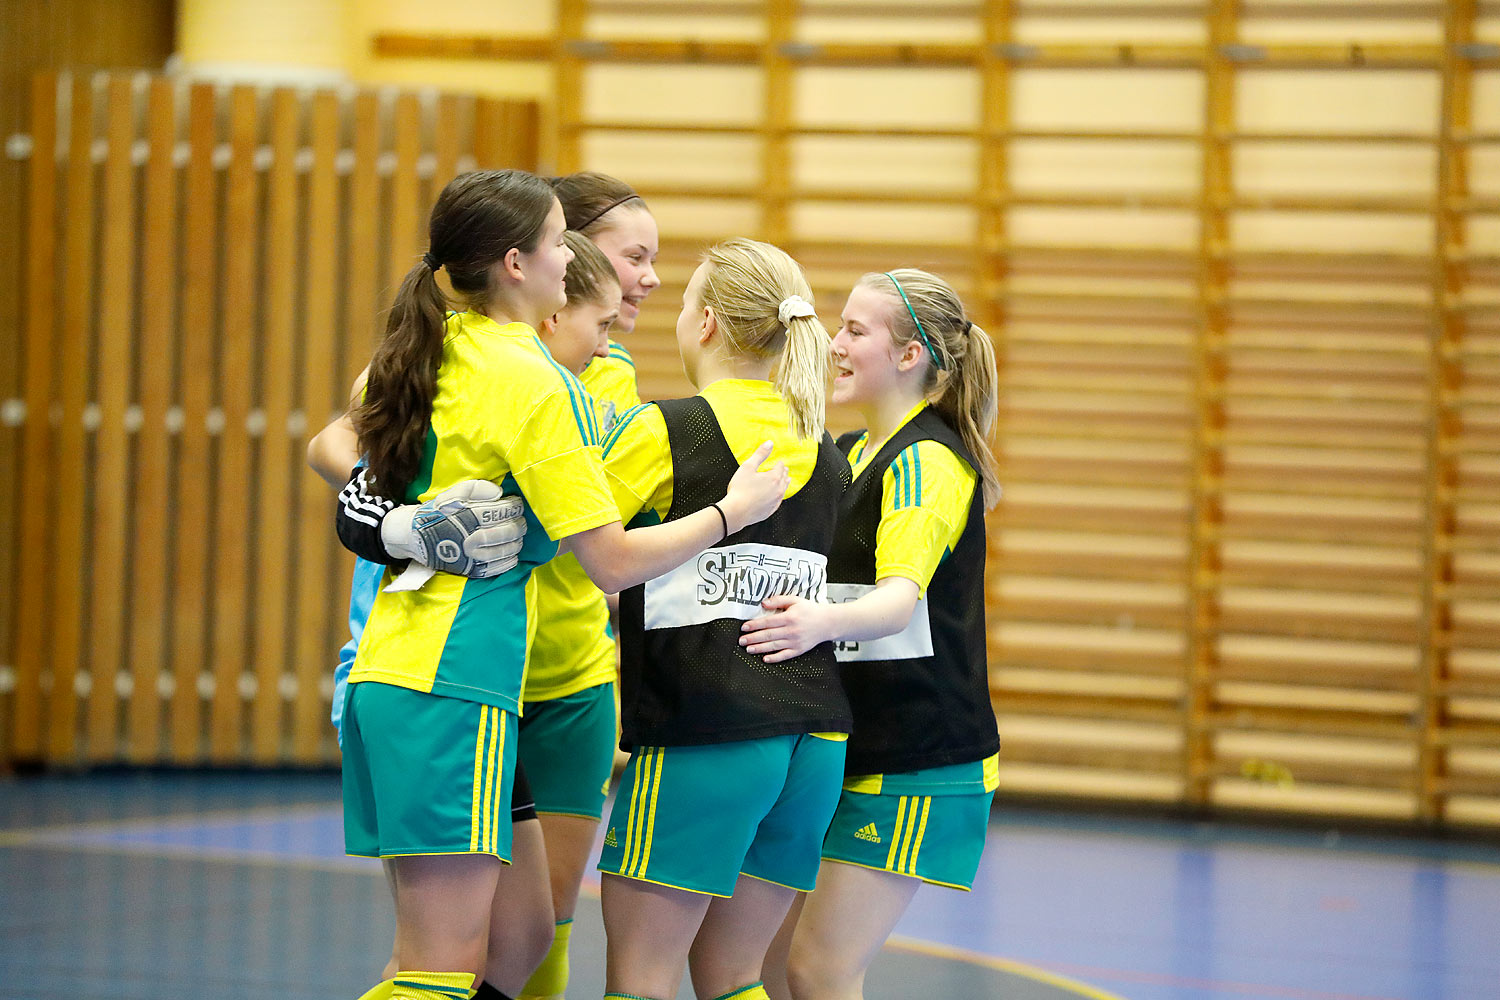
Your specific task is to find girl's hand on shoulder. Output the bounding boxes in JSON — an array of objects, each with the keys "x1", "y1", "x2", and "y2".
[
  {"x1": 722, "y1": 440, "x2": 789, "y2": 534},
  {"x1": 740, "y1": 594, "x2": 832, "y2": 663}
]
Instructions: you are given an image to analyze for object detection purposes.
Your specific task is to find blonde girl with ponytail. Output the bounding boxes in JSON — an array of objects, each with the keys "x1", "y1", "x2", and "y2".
[
  {"x1": 593, "y1": 239, "x2": 853, "y2": 1000},
  {"x1": 743, "y1": 269, "x2": 1003, "y2": 1000}
]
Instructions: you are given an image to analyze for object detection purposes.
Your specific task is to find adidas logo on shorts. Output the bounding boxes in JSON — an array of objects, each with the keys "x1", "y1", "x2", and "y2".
[
  {"x1": 604, "y1": 827, "x2": 619, "y2": 847},
  {"x1": 853, "y1": 823, "x2": 881, "y2": 844}
]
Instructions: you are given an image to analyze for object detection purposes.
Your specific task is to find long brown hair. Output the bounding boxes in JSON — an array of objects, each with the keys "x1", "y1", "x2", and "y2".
[
  {"x1": 858, "y1": 269, "x2": 1001, "y2": 508},
  {"x1": 699, "y1": 239, "x2": 828, "y2": 439},
  {"x1": 354, "y1": 169, "x2": 555, "y2": 500}
]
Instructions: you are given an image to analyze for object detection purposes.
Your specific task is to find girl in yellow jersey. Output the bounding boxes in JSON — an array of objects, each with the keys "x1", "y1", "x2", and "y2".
[
  {"x1": 311, "y1": 232, "x2": 618, "y2": 1000},
  {"x1": 322, "y1": 176, "x2": 657, "y2": 1000},
  {"x1": 551, "y1": 171, "x2": 659, "y2": 430},
  {"x1": 739, "y1": 270, "x2": 1003, "y2": 1000},
  {"x1": 518, "y1": 174, "x2": 657, "y2": 1000},
  {"x1": 593, "y1": 239, "x2": 852, "y2": 1000},
  {"x1": 316, "y1": 174, "x2": 661, "y2": 1000},
  {"x1": 342, "y1": 172, "x2": 788, "y2": 1000}
]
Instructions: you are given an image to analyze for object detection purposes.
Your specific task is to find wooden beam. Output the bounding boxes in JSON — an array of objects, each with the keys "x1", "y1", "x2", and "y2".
[{"x1": 1414, "y1": 0, "x2": 1475, "y2": 823}]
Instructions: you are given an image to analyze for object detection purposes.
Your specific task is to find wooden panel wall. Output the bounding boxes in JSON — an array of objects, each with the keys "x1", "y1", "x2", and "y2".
[
  {"x1": 0, "y1": 0, "x2": 175, "y2": 767},
  {"x1": 4, "y1": 72, "x2": 540, "y2": 767},
  {"x1": 374, "y1": 0, "x2": 1500, "y2": 829}
]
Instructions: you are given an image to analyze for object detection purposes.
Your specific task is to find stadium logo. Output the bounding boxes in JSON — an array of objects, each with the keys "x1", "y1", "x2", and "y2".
[
  {"x1": 643, "y1": 542, "x2": 828, "y2": 630},
  {"x1": 695, "y1": 549, "x2": 826, "y2": 608}
]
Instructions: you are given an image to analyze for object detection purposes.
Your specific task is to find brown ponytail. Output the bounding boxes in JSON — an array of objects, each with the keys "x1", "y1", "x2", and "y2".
[
  {"x1": 355, "y1": 169, "x2": 556, "y2": 500},
  {"x1": 858, "y1": 269, "x2": 1001, "y2": 509}
]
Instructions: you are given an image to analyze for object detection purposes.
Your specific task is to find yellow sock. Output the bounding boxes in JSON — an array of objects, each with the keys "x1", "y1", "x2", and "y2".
[
  {"x1": 518, "y1": 917, "x2": 573, "y2": 999},
  {"x1": 709, "y1": 984, "x2": 768, "y2": 1000},
  {"x1": 389, "y1": 970, "x2": 477, "y2": 1000}
]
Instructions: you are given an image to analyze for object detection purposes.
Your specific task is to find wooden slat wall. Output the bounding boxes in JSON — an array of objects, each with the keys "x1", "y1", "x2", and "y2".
[
  {"x1": 4, "y1": 72, "x2": 540, "y2": 767},
  {"x1": 373, "y1": 0, "x2": 1500, "y2": 829},
  {"x1": 0, "y1": 0, "x2": 176, "y2": 769}
]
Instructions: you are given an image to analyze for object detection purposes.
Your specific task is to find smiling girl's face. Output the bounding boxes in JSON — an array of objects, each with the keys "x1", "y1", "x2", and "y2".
[
  {"x1": 590, "y1": 206, "x2": 660, "y2": 333},
  {"x1": 830, "y1": 283, "x2": 913, "y2": 408}
]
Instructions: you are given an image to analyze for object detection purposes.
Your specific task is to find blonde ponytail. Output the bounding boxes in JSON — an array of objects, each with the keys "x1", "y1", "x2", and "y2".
[
  {"x1": 699, "y1": 238, "x2": 829, "y2": 439},
  {"x1": 858, "y1": 269, "x2": 1001, "y2": 509}
]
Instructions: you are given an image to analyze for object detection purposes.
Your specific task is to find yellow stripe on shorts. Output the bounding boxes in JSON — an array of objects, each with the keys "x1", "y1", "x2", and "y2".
[
  {"x1": 886, "y1": 795, "x2": 908, "y2": 870},
  {"x1": 622, "y1": 749, "x2": 646, "y2": 874},
  {"x1": 640, "y1": 747, "x2": 664, "y2": 876},
  {"x1": 486, "y1": 708, "x2": 506, "y2": 853},
  {"x1": 625, "y1": 748, "x2": 662, "y2": 878},
  {"x1": 897, "y1": 796, "x2": 920, "y2": 873},
  {"x1": 905, "y1": 797, "x2": 932, "y2": 876},
  {"x1": 470, "y1": 706, "x2": 490, "y2": 851}
]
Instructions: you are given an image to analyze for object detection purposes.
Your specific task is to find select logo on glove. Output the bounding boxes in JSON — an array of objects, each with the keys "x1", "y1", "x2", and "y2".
[{"x1": 381, "y1": 481, "x2": 529, "y2": 580}]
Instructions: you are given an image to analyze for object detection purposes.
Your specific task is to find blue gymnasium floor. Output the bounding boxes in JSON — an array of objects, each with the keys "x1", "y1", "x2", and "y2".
[{"x1": 1, "y1": 771, "x2": 1498, "y2": 1000}]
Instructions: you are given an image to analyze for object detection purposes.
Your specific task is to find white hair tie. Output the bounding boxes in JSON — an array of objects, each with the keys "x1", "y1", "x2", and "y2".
[{"x1": 778, "y1": 294, "x2": 817, "y2": 327}]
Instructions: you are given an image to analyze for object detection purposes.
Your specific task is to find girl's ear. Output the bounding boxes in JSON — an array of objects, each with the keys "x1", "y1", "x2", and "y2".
[
  {"x1": 501, "y1": 246, "x2": 524, "y2": 281},
  {"x1": 895, "y1": 337, "x2": 925, "y2": 372},
  {"x1": 540, "y1": 312, "x2": 559, "y2": 335},
  {"x1": 699, "y1": 304, "x2": 718, "y2": 346}
]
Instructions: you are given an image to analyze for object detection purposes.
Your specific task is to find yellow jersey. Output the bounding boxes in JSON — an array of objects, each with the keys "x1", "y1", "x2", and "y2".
[
  {"x1": 351, "y1": 311, "x2": 619, "y2": 712},
  {"x1": 845, "y1": 400, "x2": 977, "y2": 596},
  {"x1": 522, "y1": 340, "x2": 642, "y2": 701},
  {"x1": 602, "y1": 377, "x2": 846, "y2": 743},
  {"x1": 841, "y1": 400, "x2": 995, "y2": 794}
]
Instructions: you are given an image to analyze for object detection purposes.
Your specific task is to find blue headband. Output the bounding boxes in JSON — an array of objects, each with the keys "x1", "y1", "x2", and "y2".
[{"x1": 885, "y1": 272, "x2": 944, "y2": 370}]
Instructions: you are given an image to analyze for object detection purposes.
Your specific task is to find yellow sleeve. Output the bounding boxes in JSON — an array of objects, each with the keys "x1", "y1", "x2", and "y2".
[
  {"x1": 504, "y1": 375, "x2": 620, "y2": 541},
  {"x1": 581, "y1": 346, "x2": 641, "y2": 437},
  {"x1": 873, "y1": 440, "x2": 977, "y2": 594},
  {"x1": 600, "y1": 402, "x2": 674, "y2": 524}
]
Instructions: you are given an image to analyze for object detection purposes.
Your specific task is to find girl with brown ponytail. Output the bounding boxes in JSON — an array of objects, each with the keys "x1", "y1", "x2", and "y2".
[
  {"x1": 311, "y1": 172, "x2": 659, "y2": 1000},
  {"x1": 338, "y1": 173, "x2": 789, "y2": 1000},
  {"x1": 741, "y1": 269, "x2": 1003, "y2": 1000}
]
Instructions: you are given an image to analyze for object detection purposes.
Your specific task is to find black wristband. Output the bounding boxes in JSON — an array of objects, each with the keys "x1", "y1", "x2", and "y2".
[
  {"x1": 710, "y1": 501, "x2": 729, "y2": 541},
  {"x1": 336, "y1": 468, "x2": 399, "y2": 565}
]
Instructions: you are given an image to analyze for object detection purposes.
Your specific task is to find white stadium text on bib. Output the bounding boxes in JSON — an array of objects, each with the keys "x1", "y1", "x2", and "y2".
[{"x1": 644, "y1": 542, "x2": 828, "y2": 630}]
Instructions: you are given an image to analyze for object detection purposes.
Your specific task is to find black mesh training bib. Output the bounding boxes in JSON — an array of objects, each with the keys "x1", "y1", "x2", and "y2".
[
  {"x1": 829, "y1": 407, "x2": 999, "y2": 776},
  {"x1": 617, "y1": 395, "x2": 853, "y2": 749}
]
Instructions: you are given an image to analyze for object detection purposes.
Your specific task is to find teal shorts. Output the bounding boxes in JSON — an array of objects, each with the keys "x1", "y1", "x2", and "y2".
[
  {"x1": 342, "y1": 681, "x2": 518, "y2": 860},
  {"x1": 519, "y1": 681, "x2": 618, "y2": 820},
  {"x1": 598, "y1": 733, "x2": 846, "y2": 897},
  {"x1": 820, "y1": 785, "x2": 994, "y2": 890}
]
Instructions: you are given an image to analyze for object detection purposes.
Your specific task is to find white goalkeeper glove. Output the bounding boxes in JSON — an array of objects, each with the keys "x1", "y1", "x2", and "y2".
[{"x1": 380, "y1": 480, "x2": 526, "y2": 580}]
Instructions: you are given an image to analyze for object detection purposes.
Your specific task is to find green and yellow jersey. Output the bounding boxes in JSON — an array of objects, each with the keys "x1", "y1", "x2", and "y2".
[
  {"x1": 603, "y1": 377, "x2": 846, "y2": 743},
  {"x1": 600, "y1": 378, "x2": 823, "y2": 525},
  {"x1": 522, "y1": 340, "x2": 642, "y2": 702},
  {"x1": 845, "y1": 400, "x2": 976, "y2": 596},
  {"x1": 842, "y1": 400, "x2": 996, "y2": 795},
  {"x1": 585, "y1": 339, "x2": 639, "y2": 436},
  {"x1": 350, "y1": 310, "x2": 619, "y2": 713}
]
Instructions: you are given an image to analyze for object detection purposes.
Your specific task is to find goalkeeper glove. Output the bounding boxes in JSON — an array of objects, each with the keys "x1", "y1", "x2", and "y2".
[{"x1": 379, "y1": 480, "x2": 526, "y2": 579}]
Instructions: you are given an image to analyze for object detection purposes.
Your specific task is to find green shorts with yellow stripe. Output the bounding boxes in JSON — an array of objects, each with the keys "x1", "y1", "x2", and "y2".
[
  {"x1": 597, "y1": 733, "x2": 846, "y2": 897},
  {"x1": 342, "y1": 681, "x2": 518, "y2": 860},
  {"x1": 821, "y1": 783, "x2": 994, "y2": 890},
  {"x1": 518, "y1": 680, "x2": 618, "y2": 820}
]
